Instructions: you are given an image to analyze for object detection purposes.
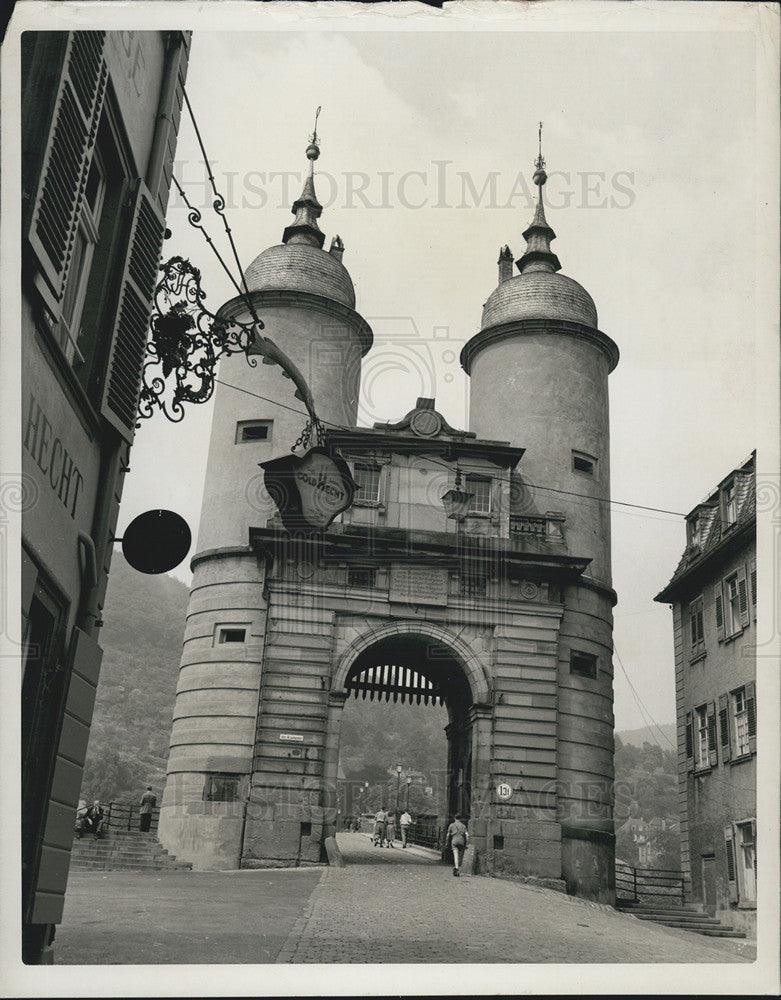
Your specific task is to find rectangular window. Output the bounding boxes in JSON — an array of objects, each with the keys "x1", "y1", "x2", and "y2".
[
  {"x1": 465, "y1": 475, "x2": 492, "y2": 515},
  {"x1": 695, "y1": 705, "x2": 708, "y2": 768},
  {"x1": 236, "y1": 420, "x2": 272, "y2": 443},
  {"x1": 723, "y1": 572, "x2": 746, "y2": 636},
  {"x1": 58, "y1": 151, "x2": 106, "y2": 368},
  {"x1": 689, "y1": 595, "x2": 705, "y2": 658},
  {"x1": 354, "y1": 462, "x2": 381, "y2": 503},
  {"x1": 570, "y1": 651, "x2": 598, "y2": 679},
  {"x1": 203, "y1": 773, "x2": 240, "y2": 802},
  {"x1": 217, "y1": 626, "x2": 247, "y2": 644},
  {"x1": 723, "y1": 481, "x2": 737, "y2": 526},
  {"x1": 348, "y1": 567, "x2": 376, "y2": 589},
  {"x1": 733, "y1": 687, "x2": 750, "y2": 756},
  {"x1": 572, "y1": 450, "x2": 597, "y2": 477}
]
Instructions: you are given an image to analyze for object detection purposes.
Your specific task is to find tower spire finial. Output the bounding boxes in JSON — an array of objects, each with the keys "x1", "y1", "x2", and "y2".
[
  {"x1": 284, "y1": 109, "x2": 325, "y2": 248},
  {"x1": 533, "y1": 120, "x2": 547, "y2": 194},
  {"x1": 305, "y1": 105, "x2": 322, "y2": 169},
  {"x1": 515, "y1": 122, "x2": 560, "y2": 275}
]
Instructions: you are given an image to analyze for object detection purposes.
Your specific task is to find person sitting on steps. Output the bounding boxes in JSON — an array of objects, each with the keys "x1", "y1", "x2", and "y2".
[{"x1": 85, "y1": 800, "x2": 106, "y2": 839}]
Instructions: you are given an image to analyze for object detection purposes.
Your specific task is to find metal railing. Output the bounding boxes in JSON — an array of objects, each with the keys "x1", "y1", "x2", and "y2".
[
  {"x1": 405, "y1": 816, "x2": 443, "y2": 851},
  {"x1": 105, "y1": 801, "x2": 161, "y2": 833},
  {"x1": 615, "y1": 861, "x2": 686, "y2": 906}
]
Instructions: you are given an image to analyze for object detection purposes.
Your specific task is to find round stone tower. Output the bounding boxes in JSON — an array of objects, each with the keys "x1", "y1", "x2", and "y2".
[
  {"x1": 460, "y1": 142, "x2": 620, "y2": 900},
  {"x1": 158, "y1": 131, "x2": 372, "y2": 869}
]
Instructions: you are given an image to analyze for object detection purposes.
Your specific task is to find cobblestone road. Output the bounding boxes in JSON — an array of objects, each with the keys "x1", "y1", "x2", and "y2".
[{"x1": 279, "y1": 833, "x2": 752, "y2": 964}]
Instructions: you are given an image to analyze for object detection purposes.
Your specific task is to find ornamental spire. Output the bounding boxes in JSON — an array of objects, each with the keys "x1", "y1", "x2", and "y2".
[
  {"x1": 516, "y1": 121, "x2": 561, "y2": 274},
  {"x1": 283, "y1": 107, "x2": 325, "y2": 248}
]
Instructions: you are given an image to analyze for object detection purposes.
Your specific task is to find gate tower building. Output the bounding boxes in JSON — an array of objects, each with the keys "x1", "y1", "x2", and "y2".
[
  {"x1": 460, "y1": 149, "x2": 620, "y2": 895},
  {"x1": 160, "y1": 136, "x2": 619, "y2": 901}
]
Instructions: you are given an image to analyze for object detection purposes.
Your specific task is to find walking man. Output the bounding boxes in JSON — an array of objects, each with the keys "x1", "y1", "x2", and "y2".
[
  {"x1": 373, "y1": 807, "x2": 388, "y2": 847},
  {"x1": 399, "y1": 809, "x2": 412, "y2": 847},
  {"x1": 139, "y1": 786, "x2": 156, "y2": 832},
  {"x1": 446, "y1": 814, "x2": 468, "y2": 876}
]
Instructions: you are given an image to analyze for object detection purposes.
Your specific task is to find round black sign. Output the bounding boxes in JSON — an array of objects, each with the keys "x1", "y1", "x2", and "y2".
[{"x1": 121, "y1": 509, "x2": 192, "y2": 575}]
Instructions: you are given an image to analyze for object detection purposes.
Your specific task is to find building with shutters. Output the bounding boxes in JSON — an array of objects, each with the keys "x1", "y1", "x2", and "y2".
[
  {"x1": 20, "y1": 30, "x2": 190, "y2": 963},
  {"x1": 655, "y1": 451, "x2": 756, "y2": 936},
  {"x1": 159, "y1": 136, "x2": 621, "y2": 903}
]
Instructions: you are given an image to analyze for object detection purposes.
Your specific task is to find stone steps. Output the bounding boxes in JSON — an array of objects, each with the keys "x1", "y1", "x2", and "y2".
[
  {"x1": 616, "y1": 901, "x2": 746, "y2": 938},
  {"x1": 70, "y1": 833, "x2": 191, "y2": 872}
]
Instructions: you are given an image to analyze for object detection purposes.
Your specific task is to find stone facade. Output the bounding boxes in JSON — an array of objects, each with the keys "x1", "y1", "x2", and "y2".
[
  {"x1": 656, "y1": 452, "x2": 756, "y2": 936},
  {"x1": 20, "y1": 30, "x2": 189, "y2": 962},
  {"x1": 160, "y1": 143, "x2": 620, "y2": 902}
]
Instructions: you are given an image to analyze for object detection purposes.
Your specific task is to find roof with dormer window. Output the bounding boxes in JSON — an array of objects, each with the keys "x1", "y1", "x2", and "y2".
[{"x1": 655, "y1": 452, "x2": 755, "y2": 602}]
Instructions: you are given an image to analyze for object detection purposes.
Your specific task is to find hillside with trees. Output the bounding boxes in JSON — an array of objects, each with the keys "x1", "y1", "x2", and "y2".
[
  {"x1": 83, "y1": 564, "x2": 680, "y2": 869},
  {"x1": 613, "y1": 735, "x2": 680, "y2": 870},
  {"x1": 80, "y1": 557, "x2": 188, "y2": 802}
]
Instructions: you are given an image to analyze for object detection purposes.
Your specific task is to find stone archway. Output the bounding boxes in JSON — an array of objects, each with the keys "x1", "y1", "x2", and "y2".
[{"x1": 323, "y1": 621, "x2": 493, "y2": 844}]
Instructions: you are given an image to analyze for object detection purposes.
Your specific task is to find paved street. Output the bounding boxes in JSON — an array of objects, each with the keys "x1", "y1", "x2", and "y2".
[
  {"x1": 54, "y1": 832, "x2": 755, "y2": 966},
  {"x1": 282, "y1": 833, "x2": 753, "y2": 963},
  {"x1": 55, "y1": 867, "x2": 322, "y2": 965}
]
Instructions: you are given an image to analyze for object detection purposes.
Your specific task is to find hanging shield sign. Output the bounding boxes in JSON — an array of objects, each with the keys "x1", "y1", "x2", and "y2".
[{"x1": 260, "y1": 447, "x2": 357, "y2": 533}]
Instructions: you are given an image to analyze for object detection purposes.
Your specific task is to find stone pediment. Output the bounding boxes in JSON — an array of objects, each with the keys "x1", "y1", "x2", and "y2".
[{"x1": 374, "y1": 397, "x2": 476, "y2": 440}]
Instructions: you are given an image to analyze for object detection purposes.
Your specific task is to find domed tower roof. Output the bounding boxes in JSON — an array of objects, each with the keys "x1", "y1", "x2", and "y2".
[
  {"x1": 242, "y1": 109, "x2": 356, "y2": 309},
  {"x1": 479, "y1": 131, "x2": 598, "y2": 330}
]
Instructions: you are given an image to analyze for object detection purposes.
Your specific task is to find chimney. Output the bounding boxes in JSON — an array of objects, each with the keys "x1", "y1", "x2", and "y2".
[
  {"x1": 498, "y1": 244, "x2": 513, "y2": 283},
  {"x1": 330, "y1": 235, "x2": 345, "y2": 262}
]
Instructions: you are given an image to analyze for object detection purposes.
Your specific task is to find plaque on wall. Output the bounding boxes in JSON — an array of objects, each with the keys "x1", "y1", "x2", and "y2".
[{"x1": 389, "y1": 564, "x2": 449, "y2": 606}]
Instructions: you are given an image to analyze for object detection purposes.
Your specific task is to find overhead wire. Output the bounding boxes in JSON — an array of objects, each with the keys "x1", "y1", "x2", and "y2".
[
  {"x1": 613, "y1": 641, "x2": 676, "y2": 752},
  {"x1": 213, "y1": 376, "x2": 686, "y2": 522},
  {"x1": 171, "y1": 93, "x2": 687, "y2": 525}
]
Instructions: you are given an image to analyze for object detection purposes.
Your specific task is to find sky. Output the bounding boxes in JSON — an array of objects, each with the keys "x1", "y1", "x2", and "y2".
[{"x1": 110, "y1": 7, "x2": 774, "y2": 735}]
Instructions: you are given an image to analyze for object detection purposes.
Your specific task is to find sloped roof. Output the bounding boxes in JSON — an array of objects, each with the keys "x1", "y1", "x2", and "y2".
[{"x1": 655, "y1": 452, "x2": 755, "y2": 602}]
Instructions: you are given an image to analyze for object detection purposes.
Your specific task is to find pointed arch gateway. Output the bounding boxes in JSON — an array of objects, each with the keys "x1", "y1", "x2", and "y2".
[{"x1": 324, "y1": 621, "x2": 493, "y2": 842}]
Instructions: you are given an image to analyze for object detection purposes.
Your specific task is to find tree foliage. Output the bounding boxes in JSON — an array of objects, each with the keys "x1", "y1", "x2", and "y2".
[
  {"x1": 80, "y1": 557, "x2": 189, "y2": 803},
  {"x1": 614, "y1": 736, "x2": 680, "y2": 870}
]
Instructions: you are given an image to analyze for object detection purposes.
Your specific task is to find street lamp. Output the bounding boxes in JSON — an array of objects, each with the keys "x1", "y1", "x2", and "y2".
[
  {"x1": 395, "y1": 764, "x2": 402, "y2": 813},
  {"x1": 406, "y1": 776, "x2": 412, "y2": 810}
]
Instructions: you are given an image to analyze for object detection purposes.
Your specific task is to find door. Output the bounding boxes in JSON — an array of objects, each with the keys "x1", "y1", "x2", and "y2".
[
  {"x1": 701, "y1": 854, "x2": 717, "y2": 916},
  {"x1": 736, "y1": 821, "x2": 756, "y2": 902}
]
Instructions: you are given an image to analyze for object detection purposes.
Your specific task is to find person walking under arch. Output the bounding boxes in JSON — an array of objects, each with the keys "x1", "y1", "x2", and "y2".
[
  {"x1": 399, "y1": 809, "x2": 412, "y2": 847},
  {"x1": 446, "y1": 814, "x2": 468, "y2": 876},
  {"x1": 386, "y1": 811, "x2": 397, "y2": 848},
  {"x1": 372, "y1": 807, "x2": 387, "y2": 847}
]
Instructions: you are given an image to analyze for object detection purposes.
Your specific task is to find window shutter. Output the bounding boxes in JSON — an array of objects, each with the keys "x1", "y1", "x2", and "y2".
[
  {"x1": 27, "y1": 32, "x2": 107, "y2": 314},
  {"x1": 100, "y1": 179, "x2": 166, "y2": 442},
  {"x1": 714, "y1": 584, "x2": 725, "y2": 640},
  {"x1": 718, "y1": 692, "x2": 732, "y2": 764},
  {"x1": 685, "y1": 712, "x2": 693, "y2": 772},
  {"x1": 707, "y1": 702, "x2": 718, "y2": 767},
  {"x1": 736, "y1": 567, "x2": 749, "y2": 627},
  {"x1": 749, "y1": 557, "x2": 757, "y2": 618},
  {"x1": 746, "y1": 680, "x2": 756, "y2": 754},
  {"x1": 724, "y1": 825, "x2": 738, "y2": 902}
]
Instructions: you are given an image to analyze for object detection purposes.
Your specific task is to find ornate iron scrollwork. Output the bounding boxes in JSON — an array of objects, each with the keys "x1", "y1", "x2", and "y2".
[
  {"x1": 138, "y1": 256, "x2": 258, "y2": 424},
  {"x1": 138, "y1": 256, "x2": 319, "y2": 429}
]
